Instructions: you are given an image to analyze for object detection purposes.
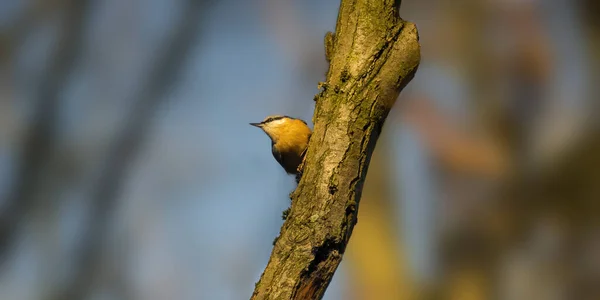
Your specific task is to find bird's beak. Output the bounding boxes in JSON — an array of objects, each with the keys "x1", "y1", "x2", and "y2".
[{"x1": 249, "y1": 122, "x2": 262, "y2": 128}]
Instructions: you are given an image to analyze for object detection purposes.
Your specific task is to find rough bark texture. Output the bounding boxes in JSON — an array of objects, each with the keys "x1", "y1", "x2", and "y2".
[{"x1": 251, "y1": 1, "x2": 420, "y2": 299}]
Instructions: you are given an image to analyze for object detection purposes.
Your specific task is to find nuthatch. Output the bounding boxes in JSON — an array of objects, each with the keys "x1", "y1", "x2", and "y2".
[{"x1": 250, "y1": 115, "x2": 312, "y2": 174}]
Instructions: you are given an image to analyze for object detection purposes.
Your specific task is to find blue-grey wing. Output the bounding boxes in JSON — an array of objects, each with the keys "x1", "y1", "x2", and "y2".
[{"x1": 271, "y1": 145, "x2": 285, "y2": 169}]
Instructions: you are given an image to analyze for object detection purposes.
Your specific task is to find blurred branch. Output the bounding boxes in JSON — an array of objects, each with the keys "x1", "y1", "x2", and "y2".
[
  {"x1": 0, "y1": 0, "x2": 89, "y2": 258},
  {"x1": 401, "y1": 98, "x2": 510, "y2": 178},
  {"x1": 51, "y1": 1, "x2": 211, "y2": 299},
  {"x1": 0, "y1": 0, "x2": 68, "y2": 66},
  {"x1": 2, "y1": 0, "x2": 68, "y2": 37},
  {"x1": 250, "y1": 1, "x2": 420, "y2": 299}
]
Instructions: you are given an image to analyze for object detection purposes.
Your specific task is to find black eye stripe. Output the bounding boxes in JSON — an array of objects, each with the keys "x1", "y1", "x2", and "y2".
[
  {"x1": 263, "y1": 116, "x2": 286, "y2": 124},
  {"x1": 260, "y1": 115, "x2": 309, "y2": 125}
]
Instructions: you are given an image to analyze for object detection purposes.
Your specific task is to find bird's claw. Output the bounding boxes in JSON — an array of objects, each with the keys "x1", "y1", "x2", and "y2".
[{"x1": 295, "y1": 160, "x2": 306, "y2": 184}]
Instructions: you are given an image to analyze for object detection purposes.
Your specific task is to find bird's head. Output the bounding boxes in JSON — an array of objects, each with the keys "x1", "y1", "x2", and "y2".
[{"x1": 250, "y1": 115, "x2": 309, "y2": 143}]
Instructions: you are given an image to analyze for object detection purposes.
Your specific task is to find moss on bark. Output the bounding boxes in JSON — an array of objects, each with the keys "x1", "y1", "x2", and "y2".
[{"x1": 251, "y1": 1, "x2": 420, "y2": 299}]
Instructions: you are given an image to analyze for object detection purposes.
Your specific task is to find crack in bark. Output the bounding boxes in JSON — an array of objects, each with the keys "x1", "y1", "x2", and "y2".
[{"x1": 292, "y1": 237, "x2": 345, "y2": 298}]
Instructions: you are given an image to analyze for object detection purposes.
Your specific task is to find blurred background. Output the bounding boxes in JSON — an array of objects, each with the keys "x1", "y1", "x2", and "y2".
[{"x1": 0, "y1": 0, "x2": 598, "y2": 299}]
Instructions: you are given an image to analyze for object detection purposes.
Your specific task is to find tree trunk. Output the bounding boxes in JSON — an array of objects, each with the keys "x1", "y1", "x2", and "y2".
[{"x1": 251, "y1": 1, "x2": 420, "y2": 299}]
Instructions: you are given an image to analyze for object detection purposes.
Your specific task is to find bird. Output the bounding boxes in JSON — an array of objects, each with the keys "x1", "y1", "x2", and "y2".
[{"x1": 250, "y1": 115, "x2": 312, "y2": 175}]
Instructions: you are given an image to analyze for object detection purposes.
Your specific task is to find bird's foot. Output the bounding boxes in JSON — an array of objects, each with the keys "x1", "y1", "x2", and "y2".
[
  {"x1": 295, "y1": 160, "x2": 307, "y2": 184},
  {"x1": 295, "y1": 171, "x2": 303, "y2": 184}
]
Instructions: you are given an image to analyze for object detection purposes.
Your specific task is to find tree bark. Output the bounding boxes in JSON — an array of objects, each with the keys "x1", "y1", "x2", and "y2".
[{"x1": 251, "y1": 1, "x2": 420, "y2": 299}]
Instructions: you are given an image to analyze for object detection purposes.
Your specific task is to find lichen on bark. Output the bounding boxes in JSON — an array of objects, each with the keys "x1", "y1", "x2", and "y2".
[{"x1": 251, "y1": 1, "x2": 420, "y2": 299}]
